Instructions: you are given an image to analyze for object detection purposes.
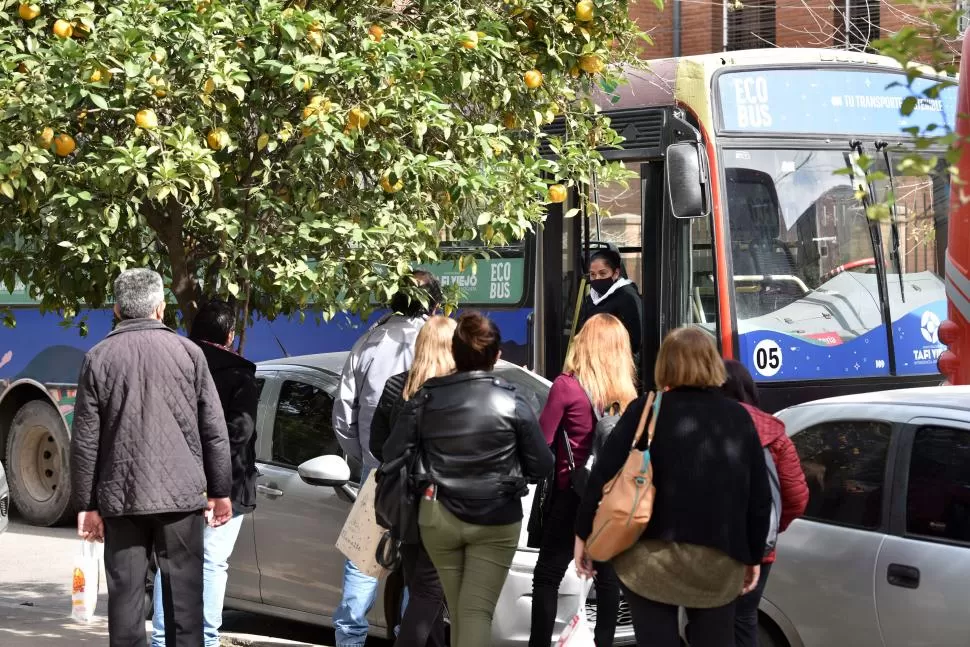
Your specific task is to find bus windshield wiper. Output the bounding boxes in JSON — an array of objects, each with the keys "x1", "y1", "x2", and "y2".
[
  {"x1": 875, "y1": 141, "x2": 905, "y2": 303},
  {"x1": 847, "y1": 140, "x2": 897, "y2": 373}
]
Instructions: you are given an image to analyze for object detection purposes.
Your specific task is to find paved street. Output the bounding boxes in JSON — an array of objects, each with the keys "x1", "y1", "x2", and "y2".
[{"x1": 0, "y1": 513, "x2": 388, "y2": 647}]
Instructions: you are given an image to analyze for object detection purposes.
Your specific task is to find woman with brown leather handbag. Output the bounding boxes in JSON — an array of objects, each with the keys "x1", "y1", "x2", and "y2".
[{"x1": 573, "y1": 327, "x2": 773, "y2": 647}]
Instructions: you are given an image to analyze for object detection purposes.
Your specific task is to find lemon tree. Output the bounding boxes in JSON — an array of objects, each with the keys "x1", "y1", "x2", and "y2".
[{"x1": 0, "y1": 0, "x2": 654, "y2": 330}]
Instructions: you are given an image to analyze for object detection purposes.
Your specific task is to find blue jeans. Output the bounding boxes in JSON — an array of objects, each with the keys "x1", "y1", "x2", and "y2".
[
  {"x1": 334, "y1": 469, "x2": 379, "y2": 647},
  {"x1": 151, "y1": 513, "x2": 245, "y2": 647}
]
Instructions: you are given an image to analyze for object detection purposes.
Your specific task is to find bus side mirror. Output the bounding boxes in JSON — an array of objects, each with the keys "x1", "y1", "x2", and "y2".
[{"x1": 665, "y1": 142, "x2": 710, "y2": 219}]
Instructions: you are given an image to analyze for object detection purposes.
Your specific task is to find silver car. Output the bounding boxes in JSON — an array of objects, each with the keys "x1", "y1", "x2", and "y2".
[
  {"x1": 223, "y1": 352, "x2": 636, "y2": 645},
  {"x1": 0, "y1": 460, "x2": 8, "y2": 534},
  {"x1": 759, "y1": 386, "x2": 970, "y2": 647}
]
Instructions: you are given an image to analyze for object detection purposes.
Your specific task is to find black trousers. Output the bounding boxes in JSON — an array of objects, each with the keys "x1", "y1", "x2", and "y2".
[
  {"x1": 529, "y1": 487, "x2": 620, "y2": 647},
  {"x1": 734, "y1": 562, "x2": 771, "y2": 647},
  {"x1": 621, "y1": 582, "x2": 736, "y2": 647},
  {"x1": 396, "y1": 542, "x2": 448, "y2": 647},
  {"x1": 104, "y1": 511, "x2": 204, "y2": 647}
]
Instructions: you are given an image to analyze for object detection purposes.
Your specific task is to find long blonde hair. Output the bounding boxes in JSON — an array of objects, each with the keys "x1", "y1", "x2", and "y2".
[
  {"x1": 563, "y1": 313, "x2": 637, "y2": 413},
  {"x1": 404, "y1": 315, "x2": 458, "y2": 399}
]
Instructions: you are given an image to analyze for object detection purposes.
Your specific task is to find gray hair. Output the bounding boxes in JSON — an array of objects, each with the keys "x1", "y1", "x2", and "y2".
[{"x1": 113, "y1": 269, "x2": 165, "y2": 319}]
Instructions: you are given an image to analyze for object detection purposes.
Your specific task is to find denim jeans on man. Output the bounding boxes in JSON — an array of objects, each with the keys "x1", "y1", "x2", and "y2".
[
  {"x1": 334, "y1": 470, "x2": 379, "y2": 647},
  {"x1": 151, "y1": 514, "x2": 245, "y2": 647}
]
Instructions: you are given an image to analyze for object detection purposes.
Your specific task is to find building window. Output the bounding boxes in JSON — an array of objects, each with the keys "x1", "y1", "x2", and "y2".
[
  {"x1": 726, "y1": 0, "x2": 776, "y2": 50},
  {"x1": 959, "y1": 0, "x2": 970, "y2": 35},
  {"x1": 836, "y1": 0, "x2": 881, "y2": 51}
]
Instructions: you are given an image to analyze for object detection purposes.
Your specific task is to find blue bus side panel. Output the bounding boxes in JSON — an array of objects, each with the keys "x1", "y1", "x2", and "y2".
[{"x1": 0, "y1": 308, "x2": 533, "y2": 383}]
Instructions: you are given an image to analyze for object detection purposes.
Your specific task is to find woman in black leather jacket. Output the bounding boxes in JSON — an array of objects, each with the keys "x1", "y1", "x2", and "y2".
[{"x1": 384, "y1": 312, "x2": 553, "y2": 647}]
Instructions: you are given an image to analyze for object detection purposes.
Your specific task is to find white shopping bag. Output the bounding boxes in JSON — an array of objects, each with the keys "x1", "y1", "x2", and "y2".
[
  {"x1": 335, "y1": 473, "x2": 388, "y2": 579},
  {"x1": 71, "y1": 540, "x2": 100, "y2": 622},
  {"x1": 556, "y1": 577, "x2": 596, "y2": 647}
]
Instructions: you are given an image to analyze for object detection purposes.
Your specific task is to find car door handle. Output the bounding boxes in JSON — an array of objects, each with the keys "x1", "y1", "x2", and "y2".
[
  {"x1": 256, "y1": 484, "x2": 284, "y2": 498},
  {"x1": 887, "y1": 563, "x2": 920, "y2": 590}
]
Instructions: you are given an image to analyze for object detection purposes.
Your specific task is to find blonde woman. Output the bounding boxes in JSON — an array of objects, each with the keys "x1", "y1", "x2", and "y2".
[
  {"x1": 369, "y1": 314, "x2": 456, "y2": 647},
  {"x1": 529, "y1": 313, "x2": 638, "y2": 647},
  {"x1": 574, "y1": 327, "x2": 772, "y2": 647}
]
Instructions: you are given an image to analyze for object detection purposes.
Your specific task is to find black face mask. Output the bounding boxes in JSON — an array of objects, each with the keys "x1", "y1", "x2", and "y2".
[{"x1": 590, "y1": 277, "x2": 617, "y2": 296}]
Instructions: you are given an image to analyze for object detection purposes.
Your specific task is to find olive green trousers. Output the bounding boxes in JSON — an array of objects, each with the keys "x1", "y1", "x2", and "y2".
[{"x1": 419, "y1": 499, "x2": 520, "y2": 647}]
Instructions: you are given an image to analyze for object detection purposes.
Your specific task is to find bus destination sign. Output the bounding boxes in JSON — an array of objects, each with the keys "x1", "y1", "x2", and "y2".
[{"x1": 717, "y1": 68, "x2": 956, "y2": 136}]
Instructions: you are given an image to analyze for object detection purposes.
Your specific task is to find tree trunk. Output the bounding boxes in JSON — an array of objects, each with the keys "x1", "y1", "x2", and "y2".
[
  {"x1": 144, "y1": 201, "x2": 198, "y2": 331},
  {"x1": 236, "y1": 283, "x2": 251, "y2": 355}
]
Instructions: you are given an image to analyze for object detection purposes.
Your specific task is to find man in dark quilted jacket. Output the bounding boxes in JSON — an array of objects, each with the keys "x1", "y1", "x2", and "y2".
[{"x1": 70, "y1": 268, "x2": 232, "y2": 647}]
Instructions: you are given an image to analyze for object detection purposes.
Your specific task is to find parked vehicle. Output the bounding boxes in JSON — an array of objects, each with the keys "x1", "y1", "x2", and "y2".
[
  {"x1": 220, "y1": 352, "x2": 635, "y2": 646},
  {"x1": 758, "y1": 386, "x2": 970, "y2": 647},
  {"x1": 0, "y1": 460, "x2": 8, "y2": 534}
]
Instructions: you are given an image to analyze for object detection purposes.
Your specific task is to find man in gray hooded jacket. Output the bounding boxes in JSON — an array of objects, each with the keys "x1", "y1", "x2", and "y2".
[
  {"x1": 330, "y1": 270, "x2": 441, "y2": 647},
  {"x1": 70, "y1": 269, "x2": 232, "y2": 647}
]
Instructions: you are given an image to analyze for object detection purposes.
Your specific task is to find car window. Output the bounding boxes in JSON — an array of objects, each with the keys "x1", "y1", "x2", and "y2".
[
  {"x1": 907, "y1": 426, "x2": 970, "y2": 543},
  {"x1": 271, "y1": 379, "x2": 342, "y2": 468},
  {"x1": 493, "y1": 364, "x2": 549, "y2": 415},
  {"x1": 793, "y1": 419, "x2": 892, "y2": 530}
]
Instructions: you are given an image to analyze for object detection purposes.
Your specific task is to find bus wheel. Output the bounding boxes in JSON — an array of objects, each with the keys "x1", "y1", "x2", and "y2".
[{"x1": 6, "y1": 401, "x2": 72, "y2": 526}]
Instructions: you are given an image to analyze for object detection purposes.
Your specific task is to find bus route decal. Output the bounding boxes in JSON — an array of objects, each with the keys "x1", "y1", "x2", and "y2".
[{"x1": 717, "y1": 69, "x2": 956, "y2": 136}]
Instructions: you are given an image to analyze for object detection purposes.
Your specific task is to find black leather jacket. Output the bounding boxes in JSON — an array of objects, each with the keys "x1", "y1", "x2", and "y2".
[{"x1": 383, "y1": 370, "x2": 553, "y2": 523}]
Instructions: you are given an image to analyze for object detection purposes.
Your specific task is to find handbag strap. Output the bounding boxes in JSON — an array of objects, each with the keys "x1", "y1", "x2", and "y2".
[
  {"x1": 559, "y1": 426, "x2": 576, "y2": 471},
  {"x1": 631, "y1": 391, "x2": 662, "y2": 448}
]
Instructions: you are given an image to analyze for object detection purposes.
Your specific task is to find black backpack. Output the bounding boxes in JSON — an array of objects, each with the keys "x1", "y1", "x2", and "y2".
[{"x1": 562, "y1": 389, "x2": 621, "y2": 497}]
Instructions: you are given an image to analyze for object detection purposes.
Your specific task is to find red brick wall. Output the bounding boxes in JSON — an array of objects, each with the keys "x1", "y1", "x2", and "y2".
[{"x1": 630, "y1": 0, "x2": 962, "y2": 61}]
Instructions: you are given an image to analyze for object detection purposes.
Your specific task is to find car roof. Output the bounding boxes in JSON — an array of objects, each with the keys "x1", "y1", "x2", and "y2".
[
  {"x1": 256, "y1": 352, "x2": 544, "y2": 383},
  {"x1": 781, "y1": 386, "x2": 970, "y2": 414},
  {"x1": 257, "y1": 352, "x2": 346, "y2": 376}
]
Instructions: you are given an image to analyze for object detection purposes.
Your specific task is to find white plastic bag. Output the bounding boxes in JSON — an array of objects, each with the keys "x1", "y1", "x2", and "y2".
[
  {"x1": 71, "y1": 540, "x2": 100, "y2": 622},
  {"x1": 556, "y1": 577, "x2": 596, "y2": 647}
]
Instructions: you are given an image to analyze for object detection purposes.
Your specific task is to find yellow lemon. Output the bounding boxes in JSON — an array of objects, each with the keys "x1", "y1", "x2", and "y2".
[
  {"x1": 53, "y1": 133, "x2": 76, "y2": 156},
  {"x1": 207, "y1": 128, "x2": 229, "y2": 151},
  {"x1": 368, "y1": 24, "x2": 384, "y2": 42},
  {"x1": 203, "y1": 78, "x2": 215, "y2": 95},
  {"x1": 461, "y1": 30, "x2": 478, "y2": 49},
  {"x1": 524, "y1": 69, "x2": 543, "y2": 89},
  {"x1": 547, "y1": 184, "x2": 567, "y2": 203},
  {"x1": 579, "y1": 53, "x2": 604, "y2": 74},
  {"x1": 575, "y1": 0, "x2": 594, "y2": 22},
  {"x1": 36, "y1": 127, "x2": 54, "y2": 149},
  {"x1": 18, "y1": 3, "x2": 40, "y2": 20},
  {"x1": 380, "y1": 173, "x2": 403, "y2": 193},
  {"x1": 52, "y1": 19, "x2": 73, "y2": 39},
  {"x1": 257, "y1": 132, "x2": 269, "y2": 150},
  {"x1": 135, "y1": 109, "x2": 158, "y2": 129}
]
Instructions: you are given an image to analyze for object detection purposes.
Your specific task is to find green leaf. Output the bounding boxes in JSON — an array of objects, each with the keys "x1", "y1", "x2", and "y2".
[
  {"x1": 90, "y1": 94, "x2": 109, "y2": 110},
  {"x1": 0, "y1": 183, "x2": 12, "y2": 199}
]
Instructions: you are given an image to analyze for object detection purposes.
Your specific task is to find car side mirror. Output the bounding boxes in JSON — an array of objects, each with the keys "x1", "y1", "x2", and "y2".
[
  {"x1": 665, "y1": 141, "x2": 710, "y2": 219},
  {"x1": 298, "y1": 455, "x2": 351, "y2": 488}
]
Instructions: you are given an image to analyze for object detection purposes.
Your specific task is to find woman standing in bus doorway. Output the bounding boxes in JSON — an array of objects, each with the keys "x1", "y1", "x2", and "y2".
[
  {"x1": 577, "y1": 250, "x2": 643, "y2": 360},
  {"x1": 528, "y1": 313, "x2": 638, "y2": 647},
  {"x1": 371, "y1": 316, "x2": 457, "y2": 647},
  {"x1": 721, "y1": 359, "x2": 808, "y2": 647},
  {"x1": 387, "y1": 312, "x2": 553, "y2": 647},
  {"x1": 574, "y1": 327, "x2": 772, "y2": 647}
]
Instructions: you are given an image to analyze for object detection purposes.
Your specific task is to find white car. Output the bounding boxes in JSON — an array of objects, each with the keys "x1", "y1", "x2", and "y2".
[
  {"x1": 760, "y1": 386, "x2": 970, "y2": 647},
  {"x1": 221, "y1": 352, "x2": 636, "y2": 646}
]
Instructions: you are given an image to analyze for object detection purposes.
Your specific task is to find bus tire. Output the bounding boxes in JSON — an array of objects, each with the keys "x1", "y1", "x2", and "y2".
[{"x1": 6, "y1": 400, "x2": 73, "y2": 526}]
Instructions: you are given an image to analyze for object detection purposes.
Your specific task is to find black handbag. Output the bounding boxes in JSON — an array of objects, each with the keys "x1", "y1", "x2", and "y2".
[{"x1": 374, "y1": 405, "x2": 425, "y2": 569}]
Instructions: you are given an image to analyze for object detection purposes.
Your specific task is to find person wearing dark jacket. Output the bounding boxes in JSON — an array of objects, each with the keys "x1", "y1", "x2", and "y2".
[
  {"x1": 70, "y1": 269, "x2": 232, "y2": 647},
  {"x1": 721, "y1": 360, "x2": 809, "y2": 647},
  {"x1": 576, "y1": 249, "x2": 643, "y2": 358},
  {"x1": 529, "y1": 314, "x2": 639, "y2": 647},
  {"x1": 151, "y1": 300, "x2": 260, "y2": 647},
  {"x1": 384, "y1": 312, "x2": 553, "y2": 647},
  {"x1": 574, "y1": 327, "x2": 772, "y2": 647},
  {"x1": 372, "y1": 315, "x2": 456, "y2": 647}
]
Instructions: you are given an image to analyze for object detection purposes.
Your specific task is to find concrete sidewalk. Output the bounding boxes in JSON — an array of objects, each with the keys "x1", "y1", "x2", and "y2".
[{"x1": 0, "y1": 518, "x2": 331, "y2": 646}]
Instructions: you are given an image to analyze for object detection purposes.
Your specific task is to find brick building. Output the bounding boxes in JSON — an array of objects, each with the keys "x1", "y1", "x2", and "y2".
[{"x1": 628, "y1": 0, "x2": 963, "y2": 59}]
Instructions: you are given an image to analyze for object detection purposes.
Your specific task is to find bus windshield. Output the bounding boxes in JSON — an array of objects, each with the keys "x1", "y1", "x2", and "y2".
[{"x1": 725, "y1": 147, "x2": 948, "y2": 381}]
